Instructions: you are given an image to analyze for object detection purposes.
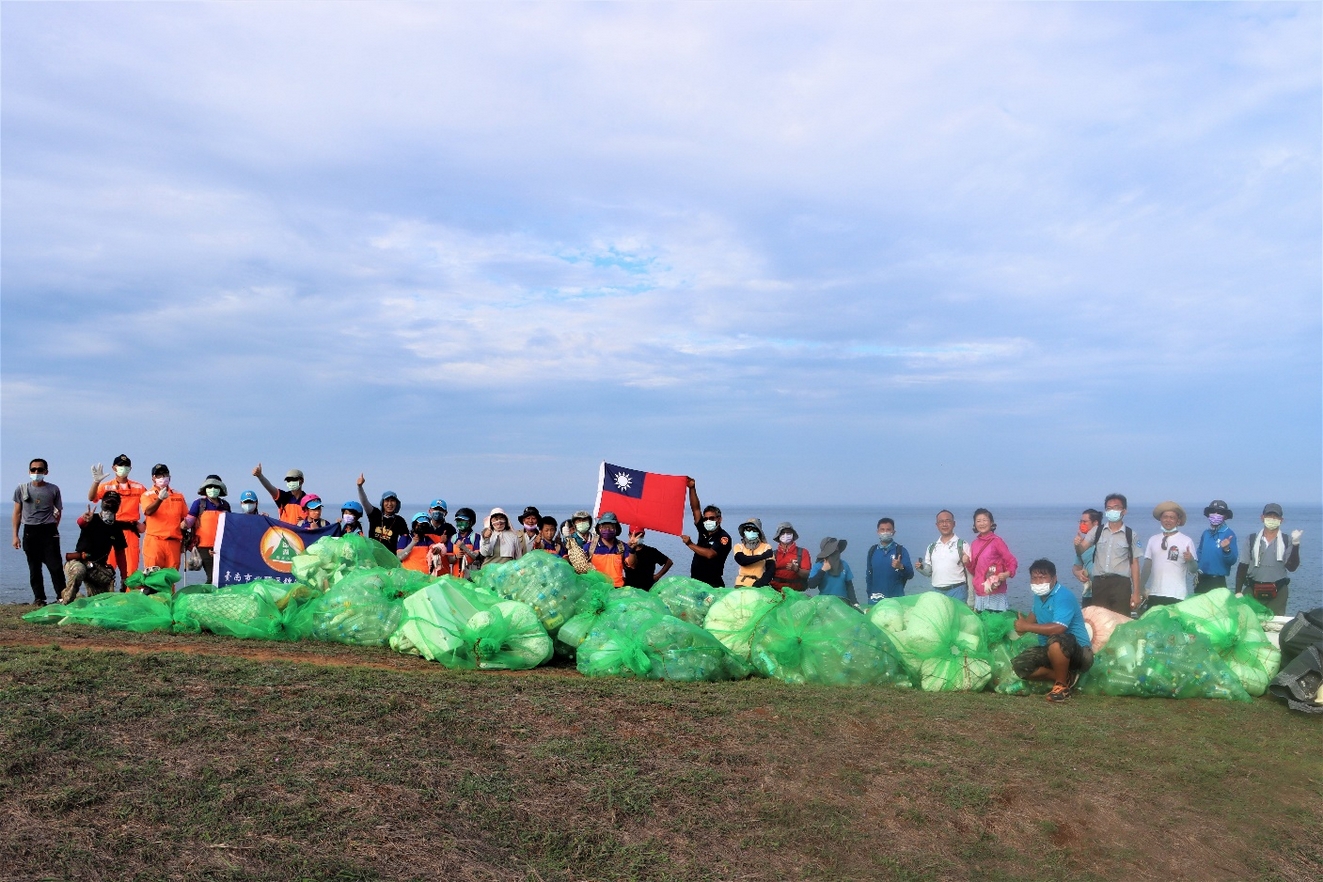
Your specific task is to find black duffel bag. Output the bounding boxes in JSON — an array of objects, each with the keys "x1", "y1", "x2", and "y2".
[{"x1": 1278, "y1": 608, "x2": 1323, "y2": 667}]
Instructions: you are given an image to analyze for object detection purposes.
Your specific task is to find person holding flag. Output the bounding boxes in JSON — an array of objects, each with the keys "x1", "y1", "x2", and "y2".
[
  {"x1": 295, "y1": 496, "x2": 330, "y2": 528},
  {"x1": 184, "y1": 474, "x2": 231, "y2": 584}
]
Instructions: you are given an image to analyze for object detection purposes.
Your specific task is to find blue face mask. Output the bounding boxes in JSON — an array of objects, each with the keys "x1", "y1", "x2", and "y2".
[{"x1": 1105, "y1": 510, "x2": 1123, "y2": 523}]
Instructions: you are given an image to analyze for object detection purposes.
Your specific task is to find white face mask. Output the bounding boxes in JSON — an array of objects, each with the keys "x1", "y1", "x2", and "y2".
[
  {"x1": 114, "y1": 466, "x2": 130, "y2": 479},
  {"x1": 574, "y1": 520, "x2": 590, "y2": 534},
  {"x1": 1263, "y1": 517, "x2": 1282, "y2": 531},
  {"x1": 286, "y1": 480, "x2": 302, "y2": 492},
  {"x1": 241, "y1": 503, "x2": 257, "y2": 514},
  {"x1": 205, "y1": 487, "x2": 221, "y2": 499},
  {"x1": 29, "y1": 473, "x2": 45, "y2": 484},
  {"x1": 878, "y1": 532, "x2": 894, "y2": 543},
  {"x1": 1030, "y1": 581, "x2": 1053, "y2": 597},
  {"x1": 778, "y1": 533, "x2": 794, "y2": 544},
  {"x1": 154, "y1": 476, "x2": 170, "y2": 489},
  {"x1": 702, "y1": 519, "x2": 717, "y2": 532},
  {"x1": 342, "y1": 513, "x2": 357, "y2": 525}
]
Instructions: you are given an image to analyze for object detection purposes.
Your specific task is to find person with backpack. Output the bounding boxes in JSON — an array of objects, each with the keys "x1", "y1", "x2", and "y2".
[
  {"x1": 183, "y1": 474, "x2": 231, "y2": 584},
  {"x1": 1074, "y1": 493, "x2": 1143, "y2": 615},
  {"x1": 732, "y1": 518, "x2": 775, "y2": 587},
  {"x1": 864, "y1": 517, "x2": 914, "y2": 603},
  {"x1": 915, "y1": 510, "x2": 971, "y2": 603},
  {"x1": 1235, "y1": 503, "x2": 1302, "y2": 616},
  {"x1": 770, "y1": 522, "x2": 811, "y2": 592}
]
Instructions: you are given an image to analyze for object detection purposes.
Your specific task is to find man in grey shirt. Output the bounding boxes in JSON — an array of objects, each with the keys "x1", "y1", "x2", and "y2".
[
  {"x1": 1074, "y1": 492, "x2": 1143, "y2": 615},
  {"x1": 11, "y1": 457, "x2": 65, "y2": 605}
]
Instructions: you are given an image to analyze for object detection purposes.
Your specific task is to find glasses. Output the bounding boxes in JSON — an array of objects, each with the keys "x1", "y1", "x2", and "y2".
[{"x1": 30, "y1": 468, "x2": 48, "y2": 474}]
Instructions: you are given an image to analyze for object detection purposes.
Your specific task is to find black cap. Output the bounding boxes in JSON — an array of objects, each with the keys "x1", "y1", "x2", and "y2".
[
  {"x1": 1203, "y1": 500, "x2": 1233, "y2": 519},
  {"x1": 1262, "y1": 503, "x2": 1284, "y2": 518},
  {"x1": 112, "y1": 454, "x2": 131, "y2": 467},
  {"x1": 101, "y1": 490, "x2": 122, "y2": 510},
  {"x1": 151, "y1": 463, "x2": 170, "y2": 476},
  {"x1": 520, "y1": 506, "x2": 541, "y2": 522}
]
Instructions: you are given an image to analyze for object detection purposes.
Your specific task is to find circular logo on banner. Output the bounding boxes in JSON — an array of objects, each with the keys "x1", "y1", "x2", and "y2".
[{"x1": 259, "y1": 526, "x2": 306, "y2": 573}]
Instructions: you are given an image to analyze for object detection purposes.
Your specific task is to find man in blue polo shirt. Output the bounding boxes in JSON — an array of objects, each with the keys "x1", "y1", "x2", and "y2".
[{"x1": 1011, "y1": 558, "x2": 1093, "y2": 703}]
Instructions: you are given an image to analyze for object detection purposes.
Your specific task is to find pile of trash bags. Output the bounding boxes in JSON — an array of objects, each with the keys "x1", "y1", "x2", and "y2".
[{"x1": 21, "y1": 546, "x2": 1293, "y2": 699}]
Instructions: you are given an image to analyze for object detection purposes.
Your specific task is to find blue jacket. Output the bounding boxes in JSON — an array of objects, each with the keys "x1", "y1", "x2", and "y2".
[
  {"x1": 1196, "y1": 526, "x2": 1238, "y2": 576},
  {"x1": 807, "y1": 560, "x2": 855, "y2": 603},
  {"x1": 865, "y1": 542, "x2": 914, "y2": 601}
]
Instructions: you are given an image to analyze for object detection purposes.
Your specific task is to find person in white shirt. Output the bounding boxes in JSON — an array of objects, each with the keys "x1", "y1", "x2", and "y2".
[
  {"x1": 1141, "y1": 501, "x2": 1197, "y2": 608},
  {"x1": 914, "y1": 509, "x2": 971, "y2": 604}
]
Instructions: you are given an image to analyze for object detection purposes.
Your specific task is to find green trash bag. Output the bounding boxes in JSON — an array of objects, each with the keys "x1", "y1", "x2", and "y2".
[
  {"x1": 1167, "y1": 588, "x2": 1281, "y2": 696},
  {"x1": 125, "y1": 568, "x2": 182, "y2": 594},
  {"x1": 288, "y1": 567, "x2": 409, "y2": 646},
  {"x1": 704, "y1": 587, "x2": 797, "y2": 663},
  {"x1": 390, "y1": 577, "x2": 552, "y2": 670},
  {"x1": 172, "y1": 579, "x2": 297, "y2": 640},
  {"x1": 471, "y1": 551, "x2": 588, "y2": 635},
  {"x1": 290, "y1": 534, "x2": 399, "y2": 591},
  {"x1": 866, "y1": 592, "x2": 993, "y2": 691},
  {"x1": 979, "y1": 611, "x2": 1048, "y2": 696},
  {"x1": 576, "y1": 604, "x2": 751, "y2": 681},
  {"x1": 1077, "y1": 608, "x2": 1250, "y2": 701},
  {"x1": 557, "y1": 579, "x2": 668, "y2": 650},
  {"x1": 748, "y1": 595, "x2": 910, "y2": 686},
  {"x1": 22, "y1": 591, "x2": 174, "y2": 633},
  {"x1": 655, "y1": 576, "x2": 730, "y2": 625}
]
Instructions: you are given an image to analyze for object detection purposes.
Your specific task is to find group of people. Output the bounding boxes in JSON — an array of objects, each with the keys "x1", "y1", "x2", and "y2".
[{"x1": 12, "y1": 458, "x2": 1305, "y2": 700}]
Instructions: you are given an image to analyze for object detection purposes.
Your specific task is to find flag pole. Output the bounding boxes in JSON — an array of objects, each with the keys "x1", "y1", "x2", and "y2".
[{"x1": 593, "y1": 462, "x2": 605, "y2": 518}]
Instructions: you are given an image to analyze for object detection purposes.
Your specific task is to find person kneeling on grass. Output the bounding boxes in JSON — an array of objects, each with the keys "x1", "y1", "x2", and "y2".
[{"x1": 1011, "y1": 558, "x2": 1094, "y2": 703}]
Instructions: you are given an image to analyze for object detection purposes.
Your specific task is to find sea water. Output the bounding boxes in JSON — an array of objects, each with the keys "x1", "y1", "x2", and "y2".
[{"x1": 4, "y1": 502, "x2": 1319, "y2": 617}]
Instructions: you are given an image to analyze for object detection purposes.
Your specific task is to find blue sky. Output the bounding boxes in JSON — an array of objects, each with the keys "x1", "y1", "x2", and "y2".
[{"x1": 2, "y1": 1, "x2": 1320, "y2": 510}]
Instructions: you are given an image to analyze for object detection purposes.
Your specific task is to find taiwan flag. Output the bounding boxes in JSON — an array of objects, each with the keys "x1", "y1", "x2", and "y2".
[{"x1": 593, "y1": 462, "x2": 689, "y2": 535}]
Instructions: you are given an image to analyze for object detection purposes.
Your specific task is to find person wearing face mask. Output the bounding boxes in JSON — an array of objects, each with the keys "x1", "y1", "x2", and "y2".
[
  {"x1": 579, "y1": 511, "x2": 635, "y2": 587},
  {"x1": 562, "y1": 510, "x2": 596, "y2": 571},
  {"x1": 428, "y1": 523, "x2": 461, "y2": 577},
  {"x1": 355, "y1": 475, "x2": 411, "y2": 554},
  {"x1": 397, "y1": 512, "x2": 439, "y2": 573},
  {"x1": 60, "y1": 490, "x2": 129, "y2": 602},
  {"x1": 806, "y1": 537, "x2": 856, "y2": 603},
  {"x1": 13, "y1": 457, "x2": 65, "y2": 605},
  {"x1": 771, "y1": 522, "x2": 811, "y2": 592},
  {"x1": 480, "y1": 508, "x2": 525, "y2": 566},
  {"x1": 864, "y1": 518, "x2": 914, "y2": 603},
  {"x1": 1070, "y1": 509, "x2": 1102, "y2": 606},
  {"x1": 140, "y1": 464, "x2": 189, "y2": 573},
  {"x1": 295, "y1": 495, "x2": 329, "y2": 529},
  {"x1": 1074, "y1": 493, "x2": 1143, "y2": 615},
  {"x1": 237, "y1": 490, "x2": 262, "y2": 516},
  {"x1": 623, "y1": 526, "x2": 672, "y2": 589},
  {"x1": 1138, "y1": 502, "x2": 1197, "y2": 609},
  {"x1": 183, "y1": 475, "x2": 231, "y2": 584},
  {"x1": 426, "y1": 499, "x2": 450, "y2": 535},
  {"x1": 451, "y1": 508, "x2": 483, "y2": 575},
  {"x1": 1194, "y1": 500, "x2": 1238, "y2": 595},
  {"x1": 732, "y1": 518, "x2": 775, "y2": 587},
  {"x1": 1235, "y1": 503, "x2": 1302, "y2": 615},
  {"x1": 1011, "y1": 559, "x2": 1093, "y2": 703},
  {"x1": 517, "y1": 506, "x2": 543, "y2": 555},
  {"x1": 332, "y1": 501, "x2": 366, "y2": 536},
  {"x1": 680, "y1": 478, "x2": 731, "y2": 588},
  {"x1": 253, "y1": 464, "x2": 311, "y2": 524},
  {"x1": 89, "y1": 454, "x2": 146, "y2": 587}
]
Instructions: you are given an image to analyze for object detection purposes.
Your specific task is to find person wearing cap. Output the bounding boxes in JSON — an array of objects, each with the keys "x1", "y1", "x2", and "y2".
[
  {"x1": 295, "y1": 496, "x2": 330, "y2": 529},
  {"x1": 355, "y1": 474, "x2": 410, "y2": 553},
  {"x1": 623, "y1": 526, "x2": 672, "y2": 589},
  {"x1": 564, "y1": 510, "x2": 595, "y2": 554},
  {"x1": 61, "y1": 490, "x2": 130, "y2": 603},
  {"x1": 140, "y1": 464, "x2": 189, "y2": 573},
  {"x1": 332, "y1": 500, "x2": 366, "y2": 536},
  {"x1": 184, "y1": 475, "x2": 231, "y2": 584},
  {"x1": 253, "y1": 464, "x2": 311, "y2": 524},
  {"x1": 732, "y1": 518, "x2": 775, "y2": 587},
  {"x1": 771, "y1": 522, "x2": 812, "y2": 592},
  {"x1": 397, "y1": 512, "x2": 438, "y2": 573},
  {"x1": 451, "y1": 507, "x2": 482, "y2": 575},
  {"x1": 915, "y1": 510, "x2": 972, "y2": 603},
  {"x1": 806, "y1": 537, "x2": 856, "y2": 603},
  {"x1": 1139, "y1": 502, "x2": 1197, "y2": 608},
  {"x1": 517, "y1": 506, "x2": 543, "y2": 555},
  {"x1": 529, "y1": 516, "x2": 564, "y2": 555},
  {"x1": 237, "y1": 490, "x2": 261, "y2": 516},
  {"x1": 1236, "y1": 504, "x2": 1302, "y2": 615},
  {"x1": 428, "y1": 523, "x2": 462, "y2": 577},
  {"x1": 88, "y1": 454, "x2": 146, "y2": 587},
  {"x1": 580, "y1": 512, "x2": 636, "y2": 587},
  {"x1": 864, "y1": 517, "x2": 915, "y2": 602},
  {"x1": 1074, "y1": 493, "x2": 1143, "y2": 615},
  {"x1": 13, "y1": 457, "x2": 64, "y2": 605},
  {"x1": 427, "y1": 499, "x2": 449, "y2": 536},
  {"x1": 1194, "y1": 500, "x2": 1238, "y2": 595},
  {"x1": 680, "y1": 478, "x2": 732, "y2": 588},
  {"x1": 480, "y1": 508, "x2": 525, "y2": 566}
]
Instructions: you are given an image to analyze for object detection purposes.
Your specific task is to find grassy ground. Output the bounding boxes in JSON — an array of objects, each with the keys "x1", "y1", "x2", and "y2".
[{"x1": 1, "y1": 605, "x2": 1320, "y2": 882}]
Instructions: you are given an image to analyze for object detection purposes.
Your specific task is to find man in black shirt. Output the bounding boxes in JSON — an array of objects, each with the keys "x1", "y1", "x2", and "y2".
[
  {"x1": 623, "y1": 526, "x2": 673, "y2": 589},
  {"x1": 61, "y1": 490, "x2": 130, "y2": 602},
  {"x1": 356, "y1": 475, "x2": 411, "y2": 553},
  {"x1": 680, "y1": 478, "x2": 731, "y2": 587}
]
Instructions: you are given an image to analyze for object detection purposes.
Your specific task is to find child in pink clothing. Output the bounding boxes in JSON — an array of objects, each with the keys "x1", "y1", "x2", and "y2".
[{"x1": 965, "y1": 508, "x2": 1018, "y2": 612}]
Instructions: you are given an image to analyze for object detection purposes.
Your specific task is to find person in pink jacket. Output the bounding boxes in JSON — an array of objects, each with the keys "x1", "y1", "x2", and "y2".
[{"x1": 965, "y1": 508, "x2": 1017, "y2": 612}]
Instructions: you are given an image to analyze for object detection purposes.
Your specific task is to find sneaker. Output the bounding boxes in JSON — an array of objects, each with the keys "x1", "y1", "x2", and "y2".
[
  {"x1": 1066, "y1": 669, "x2": 1081, "y2": 691},
  {"x1": 1046, "y1": 683, "x2": 1070, "y2": 703}
]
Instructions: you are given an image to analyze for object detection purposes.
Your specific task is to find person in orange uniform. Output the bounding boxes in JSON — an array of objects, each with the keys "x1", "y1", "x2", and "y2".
[
  {"x1": 88, "y1": 454, "x2": 146, "y2": 589},
  {"x1": 396, "y1": 513, "x2": 438, "y2": 573},
  {"x1": 252, "y1": 464, "x2": 310, "y2": 524},
  {"x1": 141, "y1": 463, "x2": 189, "y2": 572},
  {"x1": 584, "y1": 512, "x2": 636, "y2": 587},
  {"x1": 184, "y1": 474, "x2": 231, "y2": 584}
]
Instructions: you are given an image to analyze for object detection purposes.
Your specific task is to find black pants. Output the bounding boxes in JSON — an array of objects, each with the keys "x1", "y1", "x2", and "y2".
[
  {"x1": 1195, "y1": 574, "x2": 1227, "y2": 594},
  {"x1": 22, "y1": 524, "x2": 65, "y2": 603},
  {"x1": 1091, "y1": 574, "x2": 1133, "y2": 616},
  {"x1": 200, "y1": 547, "x2": 215, "y2": 584}
]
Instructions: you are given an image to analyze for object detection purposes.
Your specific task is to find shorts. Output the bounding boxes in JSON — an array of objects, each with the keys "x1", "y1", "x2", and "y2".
[{"x1": 1012, "y1": 633, "x2": 1094, "y2": 679}]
